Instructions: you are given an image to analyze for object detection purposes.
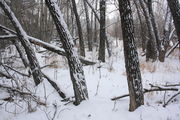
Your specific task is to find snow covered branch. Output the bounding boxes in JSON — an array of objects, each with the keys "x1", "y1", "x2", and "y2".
[{"x1": 0, "y1": 24, "x2": 96, "y2": 65}]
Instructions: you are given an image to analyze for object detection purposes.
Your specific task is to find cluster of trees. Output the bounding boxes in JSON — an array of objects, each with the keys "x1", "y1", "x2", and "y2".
[{"x1": 0, "y1": 0, "x2": 179, "y2": 112}]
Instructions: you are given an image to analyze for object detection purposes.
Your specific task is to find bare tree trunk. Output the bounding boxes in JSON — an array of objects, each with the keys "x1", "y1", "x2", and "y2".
[
  {"x1": 159, "y1": 7, "x2": 172, "y2": 62},
  {"x1": 98, "y1": 0, "x2": 106, "y2": 62},
  {"x1": 71, "y1": 0, "x2": 85, "y2": 57},
  {"x1": 134, "y1": 0, "x2": 146, "y2": 52},
  {"x1": 45, "y1": 0, "x2": 88, "y2": 105},
  {"x1": 83, "y1": 1, "x2": 92, "y2": 51},
  {"x1": 0, "y1": 0, "x2": 43, "y2": 86},
  {"x1": 167, "y1": 0, "x2": 180, "y2": 44},
  {"x1": 139, "y1": 0, "x2": 157, "y2": 61},
  {"x1": 118, "y1": 0, "x2": 144, "y2": 111},
  {"x1": 93, "y1": 0, "x2": 98, "y2": 44},
  {"x1": 147, "y1": 0, "x2": 161, "y2": 51}
]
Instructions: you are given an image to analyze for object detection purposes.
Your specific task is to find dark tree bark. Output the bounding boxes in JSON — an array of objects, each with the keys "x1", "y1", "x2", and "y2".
[
  {"x1": 167, "y1": 0, "x2": 180, "y2": 44},
  {"x1": 98, "y1": 0, "x2": 106, "y2": 62},
  {"x1": 118, "y1": 0, "x2": 144, "y2": 111},
  {"x1": 0, "y1": 0, "x2": 43, "y2": 86},
  {"x1": 83, "y1": 1, "x2": 93, "y2": 51},
  {"x1": 45, "y1": 0, "x2": 88, "y2": 105},
  {"x1": 93, "y1": 0, "x2": 98, "y2": 44},
  {"x1": 139, "y1": 0, "x2": 158, "y2": 61},
  {"x1": 71, "y1": 0, "x2": 85, "y2": 57}
]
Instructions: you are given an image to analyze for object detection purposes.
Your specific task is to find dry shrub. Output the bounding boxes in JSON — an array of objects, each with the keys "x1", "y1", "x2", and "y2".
[
  {"x1": 140, "y1": 62, "x2": 156, "y2": 73},
  {"x1": 45, "y1": 54, "x2": 66, "y2": 68}
]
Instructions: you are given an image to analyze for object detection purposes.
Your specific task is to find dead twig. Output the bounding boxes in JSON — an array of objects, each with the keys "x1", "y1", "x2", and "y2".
[
  {"x1": 111, "y1": 87, "x2": 178, "y2": 101},
  {"x1": 163, "y1": 91, "x2": 180, "y2": 107}
]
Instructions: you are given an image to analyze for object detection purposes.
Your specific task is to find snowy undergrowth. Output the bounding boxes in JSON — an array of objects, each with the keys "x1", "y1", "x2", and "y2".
[{"x1": 0, "y1": 41, "x2": 180, "y2": 120}]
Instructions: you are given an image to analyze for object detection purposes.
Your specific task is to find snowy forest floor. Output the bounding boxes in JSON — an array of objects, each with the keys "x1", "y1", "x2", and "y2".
[{"x1": 0, "y1": 41, "x2": 180, "y2": 120}]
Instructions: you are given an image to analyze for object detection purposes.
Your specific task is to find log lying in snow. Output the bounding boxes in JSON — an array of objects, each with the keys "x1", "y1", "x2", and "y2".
[
  {"x1": 111, "y1": 87, "x2": 179, "y2": 101},
  {"x1": 0, "y1": 24, "x2": 96, "y2": 66}
]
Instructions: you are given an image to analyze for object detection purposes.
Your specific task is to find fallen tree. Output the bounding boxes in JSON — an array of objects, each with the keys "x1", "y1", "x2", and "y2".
[
  {"x1": 0, "y1": 24, "x2": 96, "y2": 66},
  {"x1": 111, "y1": 86, "x2": 178, "y2": 101}
]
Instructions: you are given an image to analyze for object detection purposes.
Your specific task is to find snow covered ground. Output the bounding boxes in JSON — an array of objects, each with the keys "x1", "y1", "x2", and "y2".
[{"x1": 0, "y1": 41, "x2": 180, "y2": 120}]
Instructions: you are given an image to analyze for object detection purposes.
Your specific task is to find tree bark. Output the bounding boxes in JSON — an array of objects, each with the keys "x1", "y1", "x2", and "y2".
[
  {"x1": 134, "y1": 0, "x2": 146, "y2": 52},
  {"x1": 0, "y1": 0, "x2": 43, "y2": 86},
  {"x1": 167, "y1": 0, "x2": 180, "y2": 44},
  {"x1": 147, "y1": 0, "x2": 161, "y2": 51},
  {"x1": 71, "y1": 0, "x2": 85, "y2": 57},
  {"x1": 118, "y1": 0, "x2": 144, "y2": 111},
  {"x1": 45, "y1": 0, "x2": 88, "y2": 105},
  {"x1": 83, "y1": 0, "x2": 93, "y2": 51},
  {"x1": 98, "y1": 0, "x2": 106, "y2": 62},
  {"x1": 139, "y1": 0, "x2": 158, "y2": 61},
  {"x1": 159, "y1": 7, "x2": 172, "y2": 62}
]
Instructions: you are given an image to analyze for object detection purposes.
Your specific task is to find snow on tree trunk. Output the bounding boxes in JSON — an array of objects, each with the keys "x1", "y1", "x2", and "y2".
[
  {"x1": 0, "y1": 0, "x2": 43, "y2": 86},
  {"x1": 98, "y1": 0, "x2": 106, "y2": 62},
  {"x1": 71, "y1": 0, "x2": 85, "y2": 57},
  {"x1": 118, "y1": 0, "x2": 144, "y2": 111},
  {"x1": 139, "y1": 0, "x2": 158, "y2": 61},
  {"x1": 167, "y1": 0, "x2": 180, "y2": 45},
  {"x1": 45, "y1": 0, "x2": 88, "y2": 105}
]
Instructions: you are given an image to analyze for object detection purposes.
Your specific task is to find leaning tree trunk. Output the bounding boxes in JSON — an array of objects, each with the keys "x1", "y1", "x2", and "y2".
[
  {"x1": 167, "y1": 0, "x2": 180, "y2": 44},
  {"x1": 45, "y1": 0, "x2": 88, "y2": 105},
  {"x1": 98, "y1": 0, "x2": 106, "y2": 62},
  {"x1": 139, "y1": 0, "x2": 157, "y2": 61},
  {"x1": 0, "y1": 0, "x2": 43, "y2": 86},
  {"x1": 71, "y1": 0, "x2": 85, "y2": 57},
  {"x1": 118, "y1": 0, "x2": 144, "y2": 111}
]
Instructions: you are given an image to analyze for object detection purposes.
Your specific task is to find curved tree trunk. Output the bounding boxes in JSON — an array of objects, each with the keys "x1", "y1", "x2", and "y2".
[
  {"x1": 45, "y1": 0, "x2": 88, "y2": 105},
  {"x1": 118, "y1": 0, "x2": 144, "y2": 111}
]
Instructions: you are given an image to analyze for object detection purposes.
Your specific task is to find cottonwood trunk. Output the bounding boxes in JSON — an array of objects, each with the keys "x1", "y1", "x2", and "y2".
[
  {"x1": 118, "y1": 0, "x2": 144, "y2": 111},
  {"x1": 45, "y1": 0, "x2": 88, "y2": 105}
]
